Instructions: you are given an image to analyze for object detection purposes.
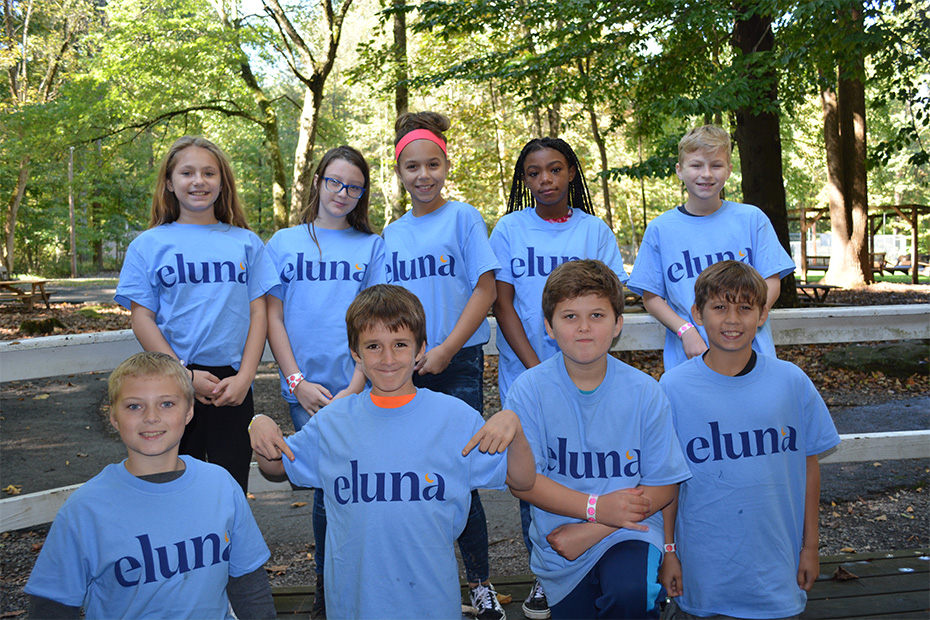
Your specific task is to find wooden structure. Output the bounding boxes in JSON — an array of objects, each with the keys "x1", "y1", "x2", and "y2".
[
  {"x1": 0, "y1": 279, "x2": 52, "y2": 311},
  {"x1": 270, "y1": 548, "x2": 930, "y2": 618},
  {"x1": 870, "y1": 205, "x2": 929, "y2": 285}
]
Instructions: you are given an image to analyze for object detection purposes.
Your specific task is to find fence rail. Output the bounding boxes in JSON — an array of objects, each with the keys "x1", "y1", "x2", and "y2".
[{"x1": 1, "y1": 304, "x2": 927, "y2": 532}]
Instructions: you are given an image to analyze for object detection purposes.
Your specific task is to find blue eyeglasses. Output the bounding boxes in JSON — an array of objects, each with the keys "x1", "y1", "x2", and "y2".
[{"x1": 323, "y1": 177, "x2": 366, "y2": 199}]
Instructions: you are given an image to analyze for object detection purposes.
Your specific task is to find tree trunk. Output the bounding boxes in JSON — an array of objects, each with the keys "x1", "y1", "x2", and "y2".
[
  {"x1": 391, "y1": 0, "x2": 408, "y2": 224},
  {"x1": 585, "y1": 105, "x2": 613, "y2": 230},
  {"x1": 3, "y1": 156, "x2": 29, "y2": 275},
  {"x1": 732, "y1": 9, "x2": 798, "y2": 307},
  {"x1": 289, "y1": 79, "x2": 326, "y2": 225},
  {"x1": 837, "y1": 5, "x2": 871, "y2": 285}
]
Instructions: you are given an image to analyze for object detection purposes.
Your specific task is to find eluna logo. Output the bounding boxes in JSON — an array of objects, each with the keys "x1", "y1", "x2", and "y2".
[
  {"x1": 510, "y1": 248, "x2": 581, "y2": 278},
  {"x1": 546, "y1": 437, "x2": 641, "y2": 479},
  {"x1": 666, "y1": 248, "x2": 753, "y2": 283},
  {"x1": 114, "y1": 532, "x2": 231, "y2": 587},
  {"x1": 685, "y1": 421, "x2": 798, "y2": 463},
  {"x1": 279, "y1": 252, "x2": 367, "y2": 283},
  {"x1": 333, "y1": 460, "x2": 446, "y2": 504},
  {"x1": 386, "y1": 252, "x2": 456, "y2": 282},
  {"x1": 156, "y1": 254, "x2": 248, "y2": 287}
]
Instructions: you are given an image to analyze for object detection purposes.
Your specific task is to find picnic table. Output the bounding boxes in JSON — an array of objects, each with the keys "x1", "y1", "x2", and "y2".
[
  {"x1": 797, "y1": 283, "x2": 838, "y2": 305},
  {"x1": 0, "y1": 279, "x2": 52, "y2": 311}
]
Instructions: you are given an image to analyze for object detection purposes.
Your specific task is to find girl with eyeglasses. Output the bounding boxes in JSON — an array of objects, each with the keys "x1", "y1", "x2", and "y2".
[{"x1": 264, "y1": 145, "x2": 386, "y2": 618}]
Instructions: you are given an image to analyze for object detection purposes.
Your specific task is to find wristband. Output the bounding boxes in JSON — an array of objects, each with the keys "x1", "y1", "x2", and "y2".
[
  {"x1": 585, "y1": 494, "x2": 598, "y2": 523},
  {"x1": 676, "y1": 322, "x2": 694, "y2": 339},
  {"x1": 286, "y1": 371, "x2": 304, "y2": 394},
  {"x1": 248, "y1": 414, "x2": 265, "y2": 432},
  {"x1": 664, "y1": 542, "x2": 676, "y2": 553}
]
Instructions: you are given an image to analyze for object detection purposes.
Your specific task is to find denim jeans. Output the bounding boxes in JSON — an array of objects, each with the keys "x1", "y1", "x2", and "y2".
[
  {"x1": 288, "y1": 400, "x2": 326, "y2": 576},
  {"x1": 413, "y1": 343, "x2": 490, "y2": 584}
]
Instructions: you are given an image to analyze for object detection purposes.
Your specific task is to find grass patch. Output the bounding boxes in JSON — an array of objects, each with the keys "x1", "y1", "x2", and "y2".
[
  {"x1": 47, "y1": 278, "x2": 119, "y2": 287},
  {"x1": 802, "y1": 272, "x2": 929, "y2": 285}
]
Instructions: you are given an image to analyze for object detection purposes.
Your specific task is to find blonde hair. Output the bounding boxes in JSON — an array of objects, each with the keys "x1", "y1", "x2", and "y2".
[
  {"x1": 678, "y1": 125, "x2": 732, "y2": 164},
  {"x1": 693, "y1": 260, "x2": 768, "y2": 313},
  {"x1": 108, "y1": 352, "x2": 194, "y2": 407},
  {"x1": 149, "y1": 136, "x2": 250, "y2": 229}
]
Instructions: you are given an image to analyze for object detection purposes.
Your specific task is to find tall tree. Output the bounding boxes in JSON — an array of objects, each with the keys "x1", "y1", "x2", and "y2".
[
  {"x1": 731, "y1": 5, "x2": 798, "y2": 306},
  {"x1": 262, "y1": 0, "x2": 354, "y2": 225}
]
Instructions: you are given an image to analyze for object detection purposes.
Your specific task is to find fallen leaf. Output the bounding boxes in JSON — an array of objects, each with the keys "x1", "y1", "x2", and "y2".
[
  {"x1": 906, "y1": 505, "x2": 914, "y2": 512},
  {"x1": 2, "y1": 485, "x2": 22, "y2": 496},
  {"x1": 832, "y1": 511, "x2": 840, "y2": 517},
  {"x1": 872, "y1": 462, "x2": 882, "y2": 467},
  {"x1": 840, "y1": 547, "x2": 856, "y2": 553},
  {"x1": 832, "y1": 566, "x2": 859, "y2": 581},
  {"x1": 874, "y1": 515, "x2": 887, "y2": 521},
  {"x1": 306, "y1": 552, "x2": 314, "y2": 560},
  {"x1": 33, "y1": 394, "x2": 49, "y2": 400},
  {"x1": 265, "y1": 565, "x2": 288, "y2": 574},
  {"x1": 31, "y1": 542, "x2": 43, "y2": 552},
  {"x1": 496, "y1": 593, "x2": 512, "y2": 605},
  {"x1": 291, "y1": 501, "x2": 308, "y2": 508},
  {"x1": 246, "y1": 493, "x2": 255, "y2": 500},
  {"x1": 76, "y1": 453, "x2": 88, "y2": 458}
]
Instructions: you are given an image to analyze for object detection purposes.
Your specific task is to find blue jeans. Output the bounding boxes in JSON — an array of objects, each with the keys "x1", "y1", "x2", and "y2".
[
  {"x1": 550, "y1": 540, "x2": 662, "y2": 619},
  {"x1": 288, "y1": 401, "x2": 326, "y2": 577},
  {"x1": 413, "y1": 344, "x2": 490, "y2": 584}
]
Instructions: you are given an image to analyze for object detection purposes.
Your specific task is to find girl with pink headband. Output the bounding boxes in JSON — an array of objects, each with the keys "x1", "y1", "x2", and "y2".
[{"x1": 382, "y1": 110, "x2": 505, "y2": 620}]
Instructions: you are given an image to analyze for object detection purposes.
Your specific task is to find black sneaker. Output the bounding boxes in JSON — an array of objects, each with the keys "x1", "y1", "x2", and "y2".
[
  {"x1": 522, "y1": 578, "x2": 550, "y2": 619},
  {"x1": 311, "y1": 573, "x2": 326, "y2": 619},
  {"x1": 469, "y1": 582, "x2": 505, "y2": 620}
]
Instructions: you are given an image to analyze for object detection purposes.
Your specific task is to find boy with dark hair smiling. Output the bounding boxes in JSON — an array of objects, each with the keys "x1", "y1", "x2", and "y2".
[
  {"x1": 504, "y1": 259, "x2": 691, "y2": 619},
  {"x1": 249, "y1": 284, "x2": 535, "y2": 619},
  {"x1": 658, "y1": 260, "x2": 840, "y2": 619},
  {"x1": 25, "y1": 352, "x2": 274, "y2": 620}
]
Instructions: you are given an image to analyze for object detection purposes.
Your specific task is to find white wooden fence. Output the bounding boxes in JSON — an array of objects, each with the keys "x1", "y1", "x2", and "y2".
[{"x1": 1, "y1": 304, "x2": 928, "y2": 532}]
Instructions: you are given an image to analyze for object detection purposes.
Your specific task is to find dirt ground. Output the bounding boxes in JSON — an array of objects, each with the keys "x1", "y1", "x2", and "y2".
[{"x1": 1, "y1": 281, "x2": 928, "y2": 616}]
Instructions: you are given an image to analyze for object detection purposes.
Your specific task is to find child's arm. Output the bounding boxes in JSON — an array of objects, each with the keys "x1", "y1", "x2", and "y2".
[
  {"x1": 266, "y1": 296, "x2": 333, "y2": 413},
  {"x1": 28, "y1": 596, "x2": 80, "y2": 619},
  {"x1": 332, "y1": 364, "x2": 367, "y2": 401},
  {"x1": 130, "y1": 302, "x2": 220, "y2": 404},
  {"x1": 462, "y1": 410, "x2": 536, "y2": 491},
  {"x1": 249, "y1": 414, "x2": 295, "y2": 480},
  {"x1": 642, "y1": 292, "x2": 707, "y2": 359},
  {"x1": 228, "y1": 567, "x2": 276, "y2": 620},
  {"x1": 416, "y1": 270, "x2": 496, "y2": 375},
  {"x1": 534, "y1": 483, "x2": 678, "y2": 560},
  {"x1": 513, "y1": 475, "x2": 675, "y2": 531},
  {"x1": 658, "y1": 497, "x2": 683, "y2": 597},
  {"x1": 492, "y1": 281, "x2": 542, "y2": 369},
  {"x1": 765, "y1": 274, "x2": 781, "y2": 310},
  {"x1": 213, "y1": 295, "x2": 268, "y2": 407},
  {"x1": 798, "y1": 454, "x2": 821, "y2": 591}
]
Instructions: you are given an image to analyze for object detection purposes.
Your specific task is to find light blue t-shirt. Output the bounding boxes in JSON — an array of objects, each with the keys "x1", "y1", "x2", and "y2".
[
  {"x1": 282, "y1": 388, "x2": 509, "y2": 619},
  {"x1": 383, "y1": 201, "x2": 499, "y2": 349},
  {"x1": 115, "y1": 222, "x2": 278, "y2": 369},
  {"x1": 627, "y1": 201, "x2": 795, "y2": 369},
  {"x1": 265, "y1": 224, "x2": 386, "y2": 401},
  {"x1": 506, "y1": 355, "x2": 691, "y2": 606},
  {"x1": 660, "y1": 354, "x2": 840, "y2": 618},
  {"x1": 25, "y1": 456, "x2": 271, "y2": 619},
  {"x1": 489, "y1": 208, "x2": 628, "y2": 401}
]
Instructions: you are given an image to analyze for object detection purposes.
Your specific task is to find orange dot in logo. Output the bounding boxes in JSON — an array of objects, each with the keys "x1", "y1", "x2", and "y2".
[
  {"x1": 738, "y1": 251, "x2": 746, "y2": 257},
  {"x1": 626, "y1": 450, "x2": 634, "y2": 460},
  {"x1": 439, "y1": 255, "x2": 448, "y2": 263},
  {"x1": 425, "y1": 473, "x2": 435, "y2": 484},
  {"x1": 780, "y1": 427, "x2": 786, "y2": 436},
  {"x1": 239, "y1": 262, "x2": 245, "y2": 270},
  {"x1": 355, "y1": 263, "x2": 362, "y2": 270}
]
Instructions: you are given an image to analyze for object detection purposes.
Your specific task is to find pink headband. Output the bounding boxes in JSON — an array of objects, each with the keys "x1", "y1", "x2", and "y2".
[{"x1": 395, "y1": 129, "x2": 447, "y2": 161}]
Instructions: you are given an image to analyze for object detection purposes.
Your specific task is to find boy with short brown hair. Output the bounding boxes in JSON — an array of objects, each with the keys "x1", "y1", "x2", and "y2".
[
  {"x1": 658, "y1": 261, "x2": 840, "y2": 618},
  {"x1": 505, "y1": 259, "x2": 691, "y2": 619},
  {"x1": 25, "y1": 352, "x2": 274, "y2": 619},
  {"x1": 250, "y1": 284, "x2": 535, "y2": 619}
]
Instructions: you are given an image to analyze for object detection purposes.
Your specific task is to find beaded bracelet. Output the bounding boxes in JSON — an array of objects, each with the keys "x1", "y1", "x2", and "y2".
[
  {"x1": 676, "y1": 322, "x2": 694, "y2": 339},
  {"x1": 586, "y1": 494, "x2": 599, "y2": 523},
  {"x1": 286, "y1": 371, "x2": 304, "y2": 394}
]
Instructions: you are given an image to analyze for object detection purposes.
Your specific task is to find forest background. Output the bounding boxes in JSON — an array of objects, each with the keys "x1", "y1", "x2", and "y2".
[{"x1": 2, "y1": 0, "x2": 928, "y2": 298}]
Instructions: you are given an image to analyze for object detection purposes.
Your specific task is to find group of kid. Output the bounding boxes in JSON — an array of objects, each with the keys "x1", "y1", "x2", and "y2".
[{"x1": 25, "y1": 117, "x2": 840, "y2": 620}]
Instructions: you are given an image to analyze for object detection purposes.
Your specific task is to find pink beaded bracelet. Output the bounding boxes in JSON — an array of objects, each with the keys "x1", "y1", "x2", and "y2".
[
  {"x1": 676, "y1": 322, "x2": 694, "y2": 339},
  {"x1": 586, "y1": 494, "x2": 599, "y2": 523}
]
